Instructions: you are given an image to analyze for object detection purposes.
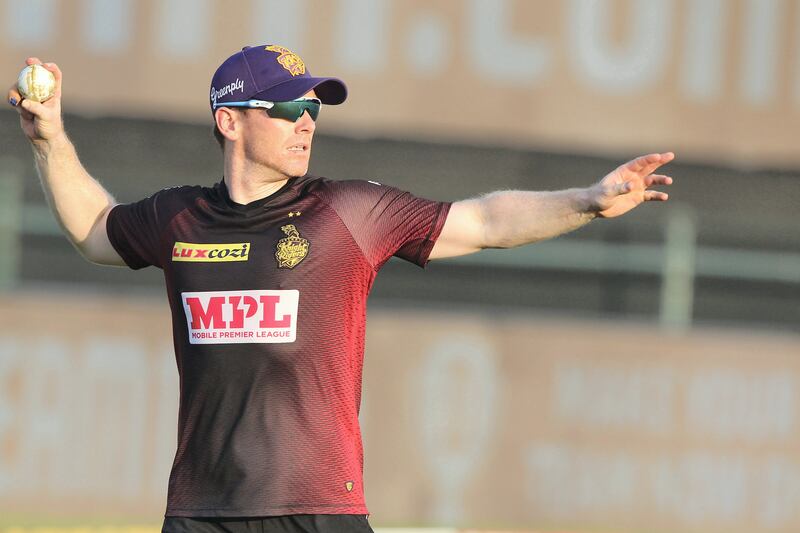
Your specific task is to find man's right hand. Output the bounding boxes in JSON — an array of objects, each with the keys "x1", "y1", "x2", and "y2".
[
  {"x1": 6, "y1": 57, "x2": 125, "y2": 267},
  {"x1": 8, "y1": 57, "x2": 64, "y2": 143}
]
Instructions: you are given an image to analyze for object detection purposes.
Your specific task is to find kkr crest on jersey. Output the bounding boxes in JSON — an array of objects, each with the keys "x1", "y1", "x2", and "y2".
[{"x1": 275, "y1": 224, "x2": 309, "y2": 268}]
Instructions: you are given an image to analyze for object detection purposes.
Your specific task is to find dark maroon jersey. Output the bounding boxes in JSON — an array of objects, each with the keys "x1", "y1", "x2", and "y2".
[{"x1": 106, "y1": 175, "x2": 450, "y2": 517}]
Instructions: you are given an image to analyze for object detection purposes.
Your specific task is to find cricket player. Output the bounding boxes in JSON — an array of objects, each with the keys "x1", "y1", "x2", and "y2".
[{"x1": 8, "y1": 45, "x2": 673, "y2": 533}]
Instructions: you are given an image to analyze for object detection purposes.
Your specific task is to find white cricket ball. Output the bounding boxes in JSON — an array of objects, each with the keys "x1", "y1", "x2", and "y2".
[{"x1": 17, "y1": 64, "x2": 56, "y2": 102}]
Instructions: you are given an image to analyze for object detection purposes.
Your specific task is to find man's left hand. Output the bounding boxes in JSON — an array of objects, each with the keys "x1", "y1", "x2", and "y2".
[{"x1": 590, "y1": 152, "x2": 674, "y2": 218}]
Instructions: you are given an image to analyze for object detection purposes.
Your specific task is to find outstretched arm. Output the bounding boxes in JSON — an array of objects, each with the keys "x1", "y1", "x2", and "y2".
[
  {"x1": 429, "y1": 152, "x2": 674, "y2": 260},
  {"x1": 7, "y1": 58, "x2": 124, "y2": 266}
]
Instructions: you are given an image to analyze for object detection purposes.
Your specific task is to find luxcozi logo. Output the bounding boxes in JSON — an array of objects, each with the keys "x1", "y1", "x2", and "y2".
[
  {"x1": 172, "y1": 242, "x2": 250, "y2": 262},
  {"x1": 182, "y1": 290, "x2": 299, "y2": 344}
]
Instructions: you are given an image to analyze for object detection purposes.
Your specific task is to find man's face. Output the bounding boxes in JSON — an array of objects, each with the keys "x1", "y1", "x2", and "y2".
[{"x1": 238, "y1": 90, "x2": 318, "y2": 180}]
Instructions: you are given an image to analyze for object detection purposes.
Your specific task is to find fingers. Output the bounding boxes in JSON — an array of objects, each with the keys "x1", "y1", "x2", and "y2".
[
  {"x1": 7, "y1": 84, "x2": 21, "y2": 107},
  {"x1": 644, "y1": 190, "x2": 669, "y2": 201},
  {"x1": 41, "y1": 61, "x2": 62, "y2": 98},
  {"x1": 625, "y1": 152, "x2": 675, "y2": 175},
  {"x1": 614, "y1": 174, "x2": 672, "y2": 193},
  {"x1": 19, "y1": 98, "x2": 46, "y2": 115},
  {"x1": 644, "y1": 174, "x2": 674, "y2": 187},
  {"x1": 18, "y1": 104, "x2": 35, "y2": 122},
  {"x1": 10, "y1": 95, "x2": 43, "y2": 123}
]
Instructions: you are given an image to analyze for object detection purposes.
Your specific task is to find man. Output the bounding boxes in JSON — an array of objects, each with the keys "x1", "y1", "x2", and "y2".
[{"x1": 8, "y1": 45, "x2": 673, "y2": 533}]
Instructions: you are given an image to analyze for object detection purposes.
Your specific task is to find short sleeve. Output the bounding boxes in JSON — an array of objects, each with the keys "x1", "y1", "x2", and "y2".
[
  {"x1": 106, "y1": 193, "x2": 165, "y2": 270},
  {"x1": 315, "y1": 180, "x2": 451, "y2": 269}
]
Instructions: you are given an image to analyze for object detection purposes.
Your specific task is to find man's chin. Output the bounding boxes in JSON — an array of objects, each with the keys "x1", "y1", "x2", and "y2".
[{"x1": 287, "y1": 165, "x2": 310, "y2": 178}]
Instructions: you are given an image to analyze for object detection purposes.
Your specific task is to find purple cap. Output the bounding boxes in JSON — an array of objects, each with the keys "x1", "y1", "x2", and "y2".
[{"x1": 210, "y1": 44, "x2": 347, "y2": 112}]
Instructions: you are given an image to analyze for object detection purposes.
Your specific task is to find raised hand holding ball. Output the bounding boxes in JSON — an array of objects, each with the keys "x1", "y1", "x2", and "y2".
[{"x1": 17, "y1": 64, "x2": 56, "y2": 102}]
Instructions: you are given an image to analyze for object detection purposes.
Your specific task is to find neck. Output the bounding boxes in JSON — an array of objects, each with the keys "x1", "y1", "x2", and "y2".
[{"x1": 223, "y1": 151, "x2": 290, "y2": 204}]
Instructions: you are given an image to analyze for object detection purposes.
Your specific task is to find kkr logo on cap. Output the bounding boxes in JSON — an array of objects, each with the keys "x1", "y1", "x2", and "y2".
[
  {"x1": 266, "y1": 45, "x2": 306, "y2": 77},
  {"x1": 173, "y1": 242, "x2": 250, "y2": 262}
]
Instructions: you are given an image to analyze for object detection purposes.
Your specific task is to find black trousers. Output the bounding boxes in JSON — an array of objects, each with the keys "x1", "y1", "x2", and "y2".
[{"x1": 162, "y1": 515, "x2": 374, "y2": 533}]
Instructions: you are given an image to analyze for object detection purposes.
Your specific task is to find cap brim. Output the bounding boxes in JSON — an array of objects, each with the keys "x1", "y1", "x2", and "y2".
[{"x1": 252, "y1": 76, "x2": 347, "y2": 105}]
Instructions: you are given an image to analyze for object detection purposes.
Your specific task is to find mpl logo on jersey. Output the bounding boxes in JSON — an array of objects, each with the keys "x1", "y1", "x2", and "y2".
[
  {"x1": 181, "y1": 290, "x2": 299, "y2": 344},
  {"x1": 172, "y1": 242, "x2": 250, "y2": 262}
]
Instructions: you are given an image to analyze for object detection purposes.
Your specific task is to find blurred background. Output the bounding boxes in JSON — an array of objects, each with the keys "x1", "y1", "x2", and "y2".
[{"x1": 0, "y1": 1, "x2": 798, "y2": 532}]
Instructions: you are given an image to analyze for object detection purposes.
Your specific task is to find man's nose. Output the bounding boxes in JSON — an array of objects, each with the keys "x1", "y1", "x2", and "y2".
[{"x1": 295, "y1": 110, "x2": 316, "y2": 132}]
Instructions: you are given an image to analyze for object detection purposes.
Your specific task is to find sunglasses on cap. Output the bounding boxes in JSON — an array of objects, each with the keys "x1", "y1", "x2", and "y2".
[{"x1": 214, "y1": 97, "x2": 321, "y2": 122}]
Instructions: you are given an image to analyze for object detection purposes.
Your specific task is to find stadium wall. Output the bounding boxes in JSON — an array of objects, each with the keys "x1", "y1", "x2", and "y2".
[
  {"x1": 1, "y1": 292, "x2": 799, "y2": 532},
  {"x1": 4, "y1": 0, "x2": 800, "y2": 168}
]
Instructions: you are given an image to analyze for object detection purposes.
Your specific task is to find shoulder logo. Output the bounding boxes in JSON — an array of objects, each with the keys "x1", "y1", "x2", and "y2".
[
  {"x1": 173, "y1": 242, "x2": 250, "y2": 262},
  {"x1": 265, "y1": 45, "x2": 306, "y2": 76},
  {"x1": 275, "y1": 225, "x2": 309, "y2": 269}
]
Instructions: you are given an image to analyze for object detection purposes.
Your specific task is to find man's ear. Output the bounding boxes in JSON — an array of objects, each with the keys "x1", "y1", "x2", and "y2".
[{"x1": 215, "y1": 107, "x2": 240, "y2": 142}]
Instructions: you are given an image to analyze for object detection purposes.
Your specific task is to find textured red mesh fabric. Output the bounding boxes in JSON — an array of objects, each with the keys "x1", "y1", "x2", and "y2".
[{"x1": 106, "y1": 175, "x2": 450, "y2": 517}]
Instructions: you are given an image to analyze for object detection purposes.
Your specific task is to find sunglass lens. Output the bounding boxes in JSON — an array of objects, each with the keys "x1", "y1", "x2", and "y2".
[
  {"x1": 304, "y1": 102, "x2": 320, "y2": 121},
  {"x1": 266, "y1": 100, "x2": 320, "y2": 122}
]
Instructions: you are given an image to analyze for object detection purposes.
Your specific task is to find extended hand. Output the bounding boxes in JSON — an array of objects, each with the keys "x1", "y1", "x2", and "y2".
[
  {"x1": 7, "y1": 58, "x2": 64, "y2": 142},
  {"x1": 590, "y1": 152, "x2": 674, "y2": 218}
]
